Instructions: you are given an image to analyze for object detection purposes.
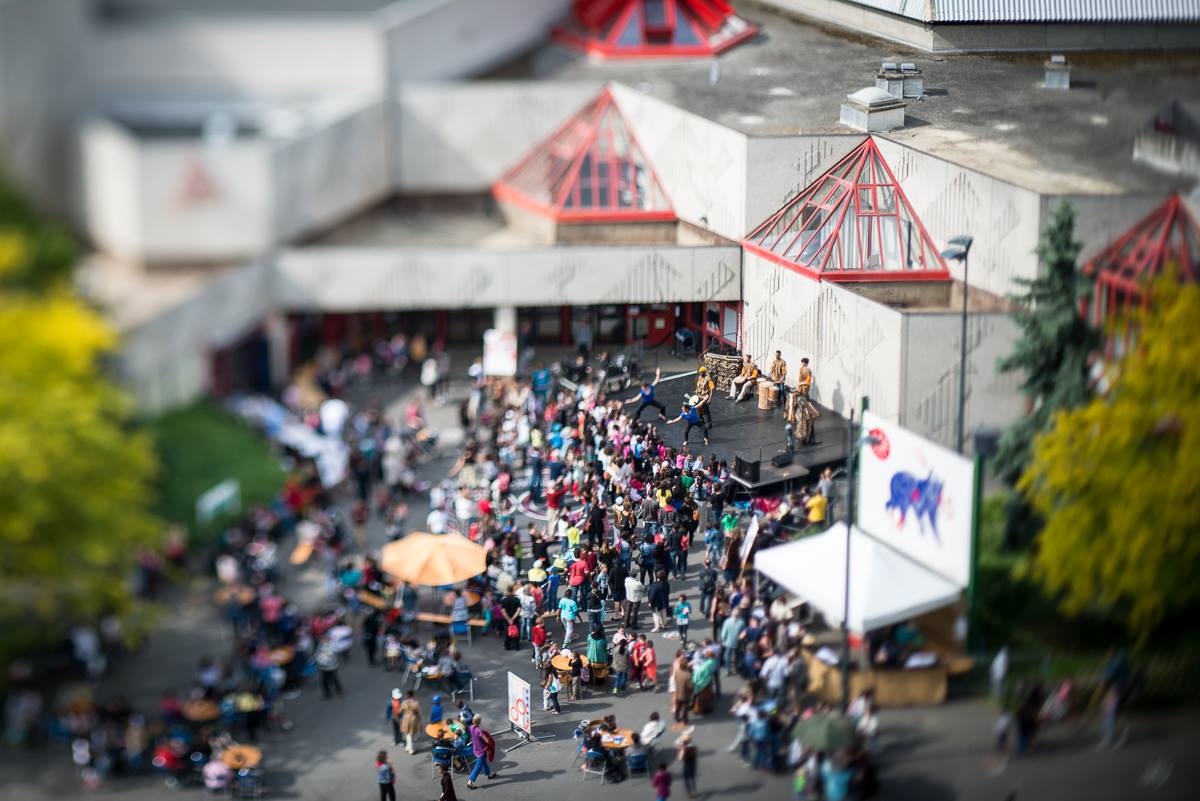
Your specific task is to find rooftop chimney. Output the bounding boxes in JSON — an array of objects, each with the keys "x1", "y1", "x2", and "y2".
[
  {"x1": 899, "y1": 62, "x2": 924, "y2": 99},
  {"x1": 840, "y1": 87, "x2": 906, "y2": 133},
  {"x1": 1044, "y1": 54, "x2": 1070, "y2": 90},
  {"x1": 875, "y1": 62, "x2": 903, "y2": 98}
]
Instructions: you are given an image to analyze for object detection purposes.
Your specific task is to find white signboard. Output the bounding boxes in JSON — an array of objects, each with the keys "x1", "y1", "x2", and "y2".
[
  {"x1": 196, "y1": 479, "x2": 240, "y2": 523},
  {"x1": 739, "y1": 515, "x2": 760, "y2": 566},
  {"x1": 483, "y1": 329, "x2": 518, "y2": 377},
  {"x1": 857, "y1": 411, "x2": 975, "y2": 587},
  {"x1": 507, "y1": 671, "x2": 531, "y2": 734}
]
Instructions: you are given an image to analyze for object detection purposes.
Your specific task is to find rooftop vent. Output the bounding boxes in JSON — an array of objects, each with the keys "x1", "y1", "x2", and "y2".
[
  {"x1": 840, "y1": 87, "x2": 906, "y2": 133},
  {"x1": 899, "y1": 62, "x2": 924, "y2": 99},
  {"x1": 876, "y1": 61, "x2": 904, "y2": 98},
  {"x1": 1044, "y1": 54, "x2": 1070, "y2": 90}
]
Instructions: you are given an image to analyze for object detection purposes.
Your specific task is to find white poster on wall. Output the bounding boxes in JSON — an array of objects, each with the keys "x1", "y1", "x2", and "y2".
[
  {"x1": 857, "y1": 411, "x2": 975, "y2": 587},
  {"x1": 483, "y1": 328, "x2": 518, "y2": 377}
]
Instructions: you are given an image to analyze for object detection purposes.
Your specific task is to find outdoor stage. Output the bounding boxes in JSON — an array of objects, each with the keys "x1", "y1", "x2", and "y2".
[{"x1": 644, "y1": 371, "x2": 850, "y2": 493}]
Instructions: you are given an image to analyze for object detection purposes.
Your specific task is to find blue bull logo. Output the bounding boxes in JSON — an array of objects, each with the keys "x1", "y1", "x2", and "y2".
[{"x1": 885, "y1": 471, "x2": 943, "y2": 542}]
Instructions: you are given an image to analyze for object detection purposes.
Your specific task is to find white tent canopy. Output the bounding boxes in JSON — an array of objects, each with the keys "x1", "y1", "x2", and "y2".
[{"x1": 753, "y1": 523, "x2": 962, "y2": 634}]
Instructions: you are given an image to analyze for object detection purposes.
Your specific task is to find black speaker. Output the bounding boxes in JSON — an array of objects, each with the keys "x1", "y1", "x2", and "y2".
[
  {"x1": 734, "y1": 454, "x2": 761, "y2": 483},
  {"x1": 772, "y1": 451, "x2": 794, "y2": 468}
]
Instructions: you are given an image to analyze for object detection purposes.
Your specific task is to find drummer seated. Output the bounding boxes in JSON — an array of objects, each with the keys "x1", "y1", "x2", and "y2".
[{"x1": 732, "y1": 369, "x2": 766, "y2": 403}]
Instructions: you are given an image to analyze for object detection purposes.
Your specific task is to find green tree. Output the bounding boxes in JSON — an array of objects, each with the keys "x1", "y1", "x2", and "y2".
[
  {"x1": 0, "y1": 179, "x2": 161, "y2": 662},
  {"x1": 1019, "y1": 275, "x2": 1200, "y2": 634},
  {"x1": 994, "y1": 201, "x2": 1100, "y2": 545}
]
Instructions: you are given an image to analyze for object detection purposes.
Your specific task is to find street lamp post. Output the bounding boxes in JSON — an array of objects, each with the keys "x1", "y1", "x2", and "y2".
[
  {"x1": 941, "y1": 235, "x2": 974, "y2": 454},
  {"x1": 841, "y1": 412, "x2": 881, "y2": 712}
]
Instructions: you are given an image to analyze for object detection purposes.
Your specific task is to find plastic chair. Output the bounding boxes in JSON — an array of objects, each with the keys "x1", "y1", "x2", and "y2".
[
  {"x1": 590, "y1": 663, "x2": 609, "y2": 687},
  {"x1": 431, "y1": 745, "x2": 454, "y2": 778},
  {"x1": 232, "y1": 768, "x2": 263, "y2": 799},
  {"x1": 571, "y1": 726, "x2": 586, "y2": 764},
  {"x1": 580, "y1": 749, "x2": 606, "y2": 783},
  {"x1": 627, "y1": 752, "x2": 648, "y2": 780},
  {"x1": 451, "y1": 618, "x2": 472, "y2": 646}
]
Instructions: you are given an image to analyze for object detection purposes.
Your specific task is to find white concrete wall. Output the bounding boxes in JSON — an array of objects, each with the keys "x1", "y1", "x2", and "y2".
[
  {"x1": 90, "y1": 16, "x2": 387, "y2": 100},
  {"x1": 382, "y1": 0, "x2": 569, "y2": 83},
  {"x1": 742, "y1": 251, "x2": 906, "y2": 421},
  {"x1": 610, "y1": 83, "x2": 750, "y2": 242},
  {"x1": 272, "y1": 244, "x2": 741, "y2": 311},
  {"x1": 900, "y1": 311, "x2": 1024, "y2": 450},
  {"x1": 272, "y1": 100, "x2": 391, "y2": 242},
  {"x1": 1047, "y1": 193, "x2": 1169, "y2": 267},
  {"x1": 0, "y1": 0, "x2": 87, "y2": 217},
  {"x1": 744, "y1": 134, "x2": 866, "y2": 237},
  {"x1": 135, "y1": 138, "x2": 275, "y2": 262},
  {"x1": 874, "y1": 136, "x2": 1044, "y2": 299},
  {"x1": 118, "y1": 262, "x2": 274, "y2": 412},
  {"x1": 81, "y1": 119, "x2": 143, "y2": 259},
  {"x1": 395, "y1": 82, "x2": 602, "y2": 191}
]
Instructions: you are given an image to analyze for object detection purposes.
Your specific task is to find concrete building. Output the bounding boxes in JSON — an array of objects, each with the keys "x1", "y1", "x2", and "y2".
[{"x1": 2, "y1": 1, "x2": 1198, "y2": 451}]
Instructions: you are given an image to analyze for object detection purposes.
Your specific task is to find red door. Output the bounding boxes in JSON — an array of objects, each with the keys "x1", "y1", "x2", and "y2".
[{"x1": 627, "y1": 304, "x2": 674, "y2": 346}]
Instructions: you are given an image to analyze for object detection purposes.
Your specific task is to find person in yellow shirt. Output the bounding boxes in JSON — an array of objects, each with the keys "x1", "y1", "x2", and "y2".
[
  {"x1": 804, "y1": 489, "x2": 828, "y2": 530},
  {"x1": 727, "y1": 355, "x2": 756, "y2": 401},
  {"x1": 694, "y1": 367, "x2": 716, "y2": 428},
  {"x1": 795, "y1": 357, "x2": 813, "y2": 399}
]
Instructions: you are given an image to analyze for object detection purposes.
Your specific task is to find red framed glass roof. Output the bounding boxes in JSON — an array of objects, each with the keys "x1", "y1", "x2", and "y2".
[
  {"x1": 553, "y1": 0, "x2": 757, "y2": 59},
  {"x1": 742, "y1": 138, "x2": 950, "y2": 282},
  {"x1": 1082, "y1": 194, "x2": 1200, "y2": 326},
  {"x1": 492, "y1": 88, "x2": 674, "y2": 224}
]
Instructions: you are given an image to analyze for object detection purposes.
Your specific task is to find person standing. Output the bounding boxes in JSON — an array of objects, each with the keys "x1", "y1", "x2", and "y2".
[
  {"x1": 671, "y1": 652, "x2": 694, "y2": 727},
  {"x1": 466, "y1": 715, "x2": 498, "y2": 789},
  {"x1": 648, "y1": 571, "x2": 671, "y2": 633},
  {"x1": 651, "y1": 761, "x2": 673, "y2": 801},
  {"x1": 438, "y1": 763, "x2": 458, "y2": 801},
  {"x1": 558, "y1": 589, "x2": 579, "y2": 647},
  {"x1": 677, "y1": 734, "x2": 699, "y2": 799},
  {"x1": 624, "y1": 571, "x2": 645, "y2": 629},
  {"x1": 795, "y1": 357, "x2": 813, "y2": 400},
  {"x1": 693, "y1": 367, "x2": 716, "y2": 429},
  {"x1": 697, "y1": 559, "x2": 717, "y2": 619},
  {"x1": 769, "y1": 350, "x2": 788, "y2": 407},
  {"x1": 674, "y1": 594, "x2": 692, "y2": 644},
  {"x1": 375, "y1": 751, "x2": 396, "y2": 801},
  {"x1": 623, "y1": 368, "x2": 668, "y2": 422},
  {"x1": 398, "y1": 690, "x2": 421, "y2": 755},
  {"x1": 316, "y1": 642, "x2": 344, "y2": 699},
  {"x1": 542, "y1": 671, "x2": 563, "y2": 714}
]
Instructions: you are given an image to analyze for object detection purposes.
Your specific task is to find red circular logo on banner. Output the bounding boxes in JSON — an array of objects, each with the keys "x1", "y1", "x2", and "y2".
[{"x1": 868, "y1": 428, "x2": 890, "y2": 460}]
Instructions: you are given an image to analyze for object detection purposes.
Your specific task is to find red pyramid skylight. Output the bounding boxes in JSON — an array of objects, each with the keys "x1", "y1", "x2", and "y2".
[
  {"x1": 742, "y1": 138, "x2": 950, "y2": 282},
  {"x1": 492, "y1": 88, "x2": 673, "y2": 223},
  {"x1": 1082, "y1": 194, "x2": 1200, "y2": 326},
  {"x1": 553, "y1": 0, "x2": 757, "y2": 59}
]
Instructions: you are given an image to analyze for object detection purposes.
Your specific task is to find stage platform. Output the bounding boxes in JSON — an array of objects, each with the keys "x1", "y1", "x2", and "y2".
[{"x1": 640, "y1": 371, "x2": 850, "y2": 494}]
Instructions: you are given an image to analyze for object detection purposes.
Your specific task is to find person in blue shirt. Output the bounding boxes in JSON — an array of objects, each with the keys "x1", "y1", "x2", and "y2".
[
  {"x1": 545, "y1": 566, "x2": 562, "y2": 611},
  {"x1": 622, "y1": 367, "x2": 667, "y2": 421},
  {"x1": 666, "y1": 402, "x2": 710, "y2": 446},
  {"x1": 531, "y1": 362, "x2": 552, "y2": 400}
]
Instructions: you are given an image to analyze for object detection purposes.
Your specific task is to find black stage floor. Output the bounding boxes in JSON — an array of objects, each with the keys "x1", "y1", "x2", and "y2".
[{"x1": 634, "y1": 372, "x2": 850, "y2": 493}]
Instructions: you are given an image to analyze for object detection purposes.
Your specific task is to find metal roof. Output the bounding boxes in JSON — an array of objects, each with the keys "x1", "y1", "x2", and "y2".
[{"x1": 842, "y1": 0, "x2": 1200, "y2": 22}]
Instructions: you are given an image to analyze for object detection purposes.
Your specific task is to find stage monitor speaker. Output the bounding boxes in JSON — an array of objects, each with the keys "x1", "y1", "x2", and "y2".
[
  {"x1": 734, "y1": 454, "x2": 761, "y2": 483},
  {"x1": 772, "y1": 451, "x2": 794, "y2": 468}
]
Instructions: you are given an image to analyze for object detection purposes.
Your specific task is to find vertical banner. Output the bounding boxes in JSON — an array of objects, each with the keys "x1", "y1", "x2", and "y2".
[
  {"x1": 507, "y1": 671, "x2": 531, "y2": 734},
  {"x1": 857, "y1": 411, "x2": 975, "y2": 587},
  {"x1": 484, "y1": 329, "x2": 518, "y2": 377},
  {"x1": 739, "y1": 515, "x2": 760, "y2": 566}
]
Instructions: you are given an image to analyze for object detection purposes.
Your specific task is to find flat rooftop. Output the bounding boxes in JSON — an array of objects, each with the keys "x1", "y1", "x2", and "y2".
[
  {"x1": 508, "y1": 3, "x2": 1200, "y2": 194},
  {"x1": 307, "y1": 196, "x2": 541, "y2": 248}
]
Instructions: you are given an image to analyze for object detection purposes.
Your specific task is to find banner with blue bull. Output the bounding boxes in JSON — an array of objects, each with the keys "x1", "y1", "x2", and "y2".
[{"x1": 857, "y1": 412, "x2": 975, "y2": 588}]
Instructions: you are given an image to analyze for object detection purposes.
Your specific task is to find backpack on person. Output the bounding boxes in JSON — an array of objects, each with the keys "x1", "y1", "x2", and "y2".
[{"x1": 377, "y1": 762, "x2": 394, "y2": 784}]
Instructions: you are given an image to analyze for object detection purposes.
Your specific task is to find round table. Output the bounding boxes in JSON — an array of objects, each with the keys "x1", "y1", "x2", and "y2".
[
  {"x1": 214, "y1": 585, "x2": 256, "y2": 607},
  {"x1": 425, "y1": 721, "x2": 456, "y2": 741},
  {"x1": 599, "y1": 728, "x2": 636, "y2": 750},
  {"x1": 220, "y1": 745, "x2": 263, "y2": 770},
  {"x1": 267, "y1": 646, "x2": 295, "y2": 666},
  {"x1": 442, "y1": 591, "x2": 481, "y2": 608},
  {"x1": 181, "y1": 700, "x2": 221, "y2": 723},
  {"x1": 550, "y1": 653, "x2": 590, "y2": 674}
]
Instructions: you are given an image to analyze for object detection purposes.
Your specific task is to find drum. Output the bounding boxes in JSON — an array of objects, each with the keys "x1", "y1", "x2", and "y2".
[
  {"x1": 786, "y1": 391, "x2": 798, "y2": 424},
  {"x1": 767, "y1": 384, "x2": 780, "y2": 405},
  {"x1": 757, "y1": 381, "x2": 773, "y2": 410}
]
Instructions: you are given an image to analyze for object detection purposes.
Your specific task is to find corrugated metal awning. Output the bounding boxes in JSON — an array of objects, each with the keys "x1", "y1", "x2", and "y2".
[{"x1": 842, "y1": 0, "x2": 1200, "y2": 22}]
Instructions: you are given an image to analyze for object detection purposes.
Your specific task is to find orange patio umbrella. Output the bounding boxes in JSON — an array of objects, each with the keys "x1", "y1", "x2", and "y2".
[{"x1": 380, "y1": 532, "x2": 486, "y2": 587}]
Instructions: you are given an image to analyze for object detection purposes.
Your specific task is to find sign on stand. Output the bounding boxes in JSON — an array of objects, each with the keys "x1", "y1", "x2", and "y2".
[{"x1": 504, "y1": 671, "x2": 551, "y2": 753}]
